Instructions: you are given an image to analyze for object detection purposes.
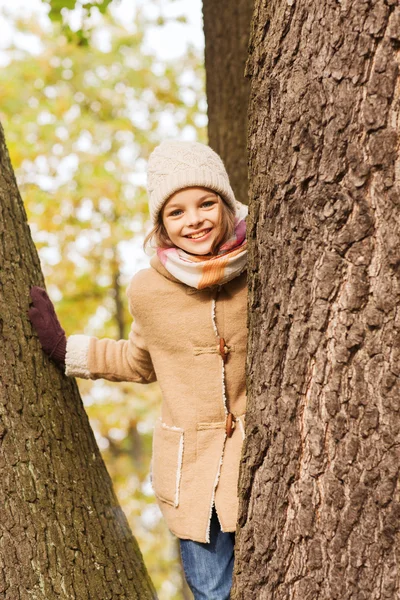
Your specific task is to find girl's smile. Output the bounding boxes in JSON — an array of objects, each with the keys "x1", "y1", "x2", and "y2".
[
  {"x1": 162, "y1": 187, "x2": 222, "y2": 255},
  {"x1": 185, "y1": 227, "x2": 212, "y2": 240}
]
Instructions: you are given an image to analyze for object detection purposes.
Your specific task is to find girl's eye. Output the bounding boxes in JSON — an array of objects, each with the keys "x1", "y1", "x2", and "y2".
[
  {"x1": 170, "y1": 209, "x2": 183, "y2": 217},
  {"x1": 202, "y1": 201, "x2": 216, "y2": 208}
]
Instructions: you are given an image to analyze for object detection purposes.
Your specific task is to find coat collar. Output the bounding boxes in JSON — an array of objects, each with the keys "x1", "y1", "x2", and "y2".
[
  {"x1": 150, "y1": 254, "x2": 206, "y2": 295},
  {"x1": 150, "y1": 254, "x2": 181, "y2": 284},
  {"x1": 151, "y1": 254, "x2": 226, "y2": 296},
  {"x1": 150, "y1": 254, "x2": 247, "y2": 300}
]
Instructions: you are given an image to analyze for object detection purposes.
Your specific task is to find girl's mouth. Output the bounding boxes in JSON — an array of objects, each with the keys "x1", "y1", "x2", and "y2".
[{"x1": 185, "y1": 228, "x2": 212, "y2": 241}]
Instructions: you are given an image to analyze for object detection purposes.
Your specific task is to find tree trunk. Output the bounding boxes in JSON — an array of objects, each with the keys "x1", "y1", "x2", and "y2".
[
  {"x1": 0, "y1": 122, "x2": 156, "y2": 599},
  {"x1": 202, "y1": 0, "x2": 253, "y2": 205},
  {"x1": 234, "y1": 1, "x2": 400, "y2": 598}
]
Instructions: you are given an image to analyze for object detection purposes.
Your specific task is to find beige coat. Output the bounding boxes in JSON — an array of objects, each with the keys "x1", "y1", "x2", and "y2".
[{"x1": 65, "y1": 256, "x2": 247, "y2": 542}]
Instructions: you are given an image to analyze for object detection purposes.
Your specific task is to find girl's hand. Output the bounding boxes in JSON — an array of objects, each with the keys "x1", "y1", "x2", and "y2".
[{"x1": 28, "y1": 286, "x2": 67, "y2": 368}]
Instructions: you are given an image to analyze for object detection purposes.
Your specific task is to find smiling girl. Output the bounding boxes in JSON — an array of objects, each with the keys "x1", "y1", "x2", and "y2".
[{"x1": 28, "y1": 141, "x2": 248, "y2": 599}]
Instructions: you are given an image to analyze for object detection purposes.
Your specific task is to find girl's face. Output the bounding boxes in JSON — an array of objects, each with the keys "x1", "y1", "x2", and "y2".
[{"x1": 162, "y1": 187, "x2": 221, "y2": 255}]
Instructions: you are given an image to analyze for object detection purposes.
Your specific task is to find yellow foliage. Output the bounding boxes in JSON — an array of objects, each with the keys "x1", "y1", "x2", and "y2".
[{"x1": 1, "y1": 7, "x2": 206, "y2": 599}]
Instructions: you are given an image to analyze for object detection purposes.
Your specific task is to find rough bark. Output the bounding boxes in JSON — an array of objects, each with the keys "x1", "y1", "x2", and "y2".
[
  {"x1": 0, "y1": 122, "x2": 156, "y2": 599},
  {"x1": 202, "y1": 0, "x2": 253, "y2": 205},
  {"x1": 234, "y1": 1, "x2": 400, "y2": 598}
]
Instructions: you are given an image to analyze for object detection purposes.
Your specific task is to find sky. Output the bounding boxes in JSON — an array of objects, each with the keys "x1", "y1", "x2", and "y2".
[{"x1": 0, "y1": 0, "x2": 205, "y2": 62}]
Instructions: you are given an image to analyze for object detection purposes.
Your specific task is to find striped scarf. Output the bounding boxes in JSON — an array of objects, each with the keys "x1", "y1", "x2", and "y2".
[{"x1": 156, "y1": 202, "x2": 247, "y2": 290}]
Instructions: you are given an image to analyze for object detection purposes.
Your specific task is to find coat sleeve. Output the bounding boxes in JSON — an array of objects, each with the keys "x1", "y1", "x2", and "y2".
[{"x1": 65, "y1": 283, "x2": 156, "y2": 384}]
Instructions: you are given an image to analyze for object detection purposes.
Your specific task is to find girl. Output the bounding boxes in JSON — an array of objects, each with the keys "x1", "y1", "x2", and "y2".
[{"x1": 28, "y1": 140, "x2": 248, "y2": 600}]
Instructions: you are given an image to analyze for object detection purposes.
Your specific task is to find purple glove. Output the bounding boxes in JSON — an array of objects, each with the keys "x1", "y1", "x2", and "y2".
[{"x1": 28, "y1": 286, "x2": 67, "y2": 368}]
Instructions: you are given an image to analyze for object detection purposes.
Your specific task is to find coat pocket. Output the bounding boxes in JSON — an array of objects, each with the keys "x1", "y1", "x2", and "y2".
[{"x1": 151, "y1": 419, "x2": 184, "y2": 507}]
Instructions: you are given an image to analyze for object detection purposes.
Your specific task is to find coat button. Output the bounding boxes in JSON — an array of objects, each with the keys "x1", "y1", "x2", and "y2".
[
  {"x1": 219, "y1": 337, "x2": 229, "y2": 363},
  {"x1": 226, "y1": 413, "x2": 235, "y2": 437}
]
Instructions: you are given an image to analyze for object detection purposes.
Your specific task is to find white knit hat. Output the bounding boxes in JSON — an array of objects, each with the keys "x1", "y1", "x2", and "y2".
[{"x1": 147, "y1": 140, "x2": 237, "y2": 224}]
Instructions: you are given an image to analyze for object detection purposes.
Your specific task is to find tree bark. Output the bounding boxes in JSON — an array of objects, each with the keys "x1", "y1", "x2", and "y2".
[
  {"x1": 0, "y1": 122, "x2": 156, "y2": 599},
  {"x1": 202, "y1": 0, "x2": 253, "y2": 205},
  {"x1": 234, "y1": 1, "x2": 400, "y2": 598}
]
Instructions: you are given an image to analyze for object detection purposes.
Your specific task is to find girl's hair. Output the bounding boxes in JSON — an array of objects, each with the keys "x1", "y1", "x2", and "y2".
[{"x1": 143, "y1": 192, "x2": 236, "y2": 255}]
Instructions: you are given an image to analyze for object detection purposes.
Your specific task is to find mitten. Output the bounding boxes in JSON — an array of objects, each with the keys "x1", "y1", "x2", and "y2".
[{"x1": 28, "y1": 286, "x2": 67, "y2": 367}]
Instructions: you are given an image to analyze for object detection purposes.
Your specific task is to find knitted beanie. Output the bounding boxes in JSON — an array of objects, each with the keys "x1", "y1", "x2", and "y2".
[{"x1": 147, "y1": 140, "x2": 237, "y2": 224}]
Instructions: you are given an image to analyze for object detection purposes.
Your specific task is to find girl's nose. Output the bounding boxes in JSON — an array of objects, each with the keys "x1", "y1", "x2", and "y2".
[{"x1": 186, "y1": 210, "x2": 202, "y2": 227}]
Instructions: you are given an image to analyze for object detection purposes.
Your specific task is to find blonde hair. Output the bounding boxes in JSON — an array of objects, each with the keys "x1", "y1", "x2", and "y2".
[{"x1": 144, "y1": 193, "x2": 236, "y2": 256}]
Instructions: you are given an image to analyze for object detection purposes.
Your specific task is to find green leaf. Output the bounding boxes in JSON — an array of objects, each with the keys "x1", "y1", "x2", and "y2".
[
  {"x1": 43, "y1": 0, "x2": 113, "y2": 27},
  {"x1": 45, "y1": 0, "x2": 77, "y2": 22}
]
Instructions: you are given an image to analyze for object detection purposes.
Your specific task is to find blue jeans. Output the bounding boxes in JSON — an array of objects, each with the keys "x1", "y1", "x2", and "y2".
[{"x1": 179, "y1": 507, "x2": 235, "y2": 600}]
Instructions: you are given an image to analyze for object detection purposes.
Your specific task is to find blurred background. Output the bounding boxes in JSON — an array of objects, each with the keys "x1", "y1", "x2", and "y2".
[{"x1": 0, "y1": 0, "x2": 206, "y2": 597}]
